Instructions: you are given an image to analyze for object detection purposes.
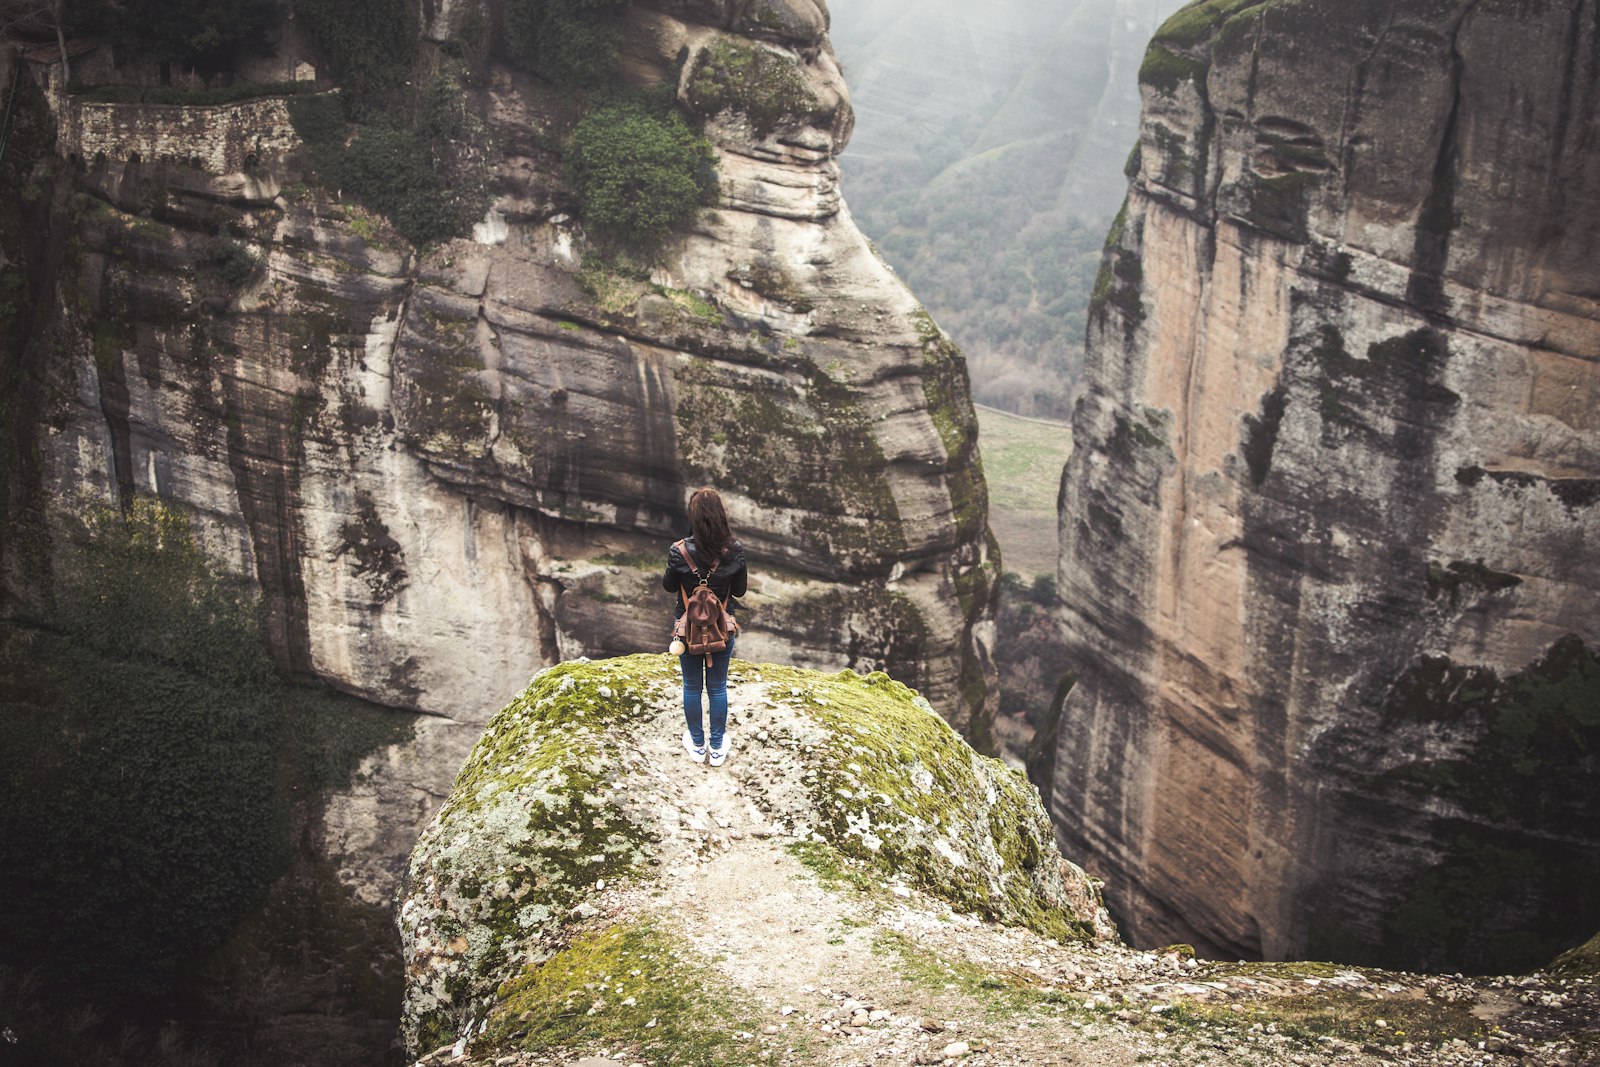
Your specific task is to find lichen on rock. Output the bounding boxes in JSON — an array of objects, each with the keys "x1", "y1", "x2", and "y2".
[{"x1": 397, "y1": 655, "x2": 1111, "y2": 1055}]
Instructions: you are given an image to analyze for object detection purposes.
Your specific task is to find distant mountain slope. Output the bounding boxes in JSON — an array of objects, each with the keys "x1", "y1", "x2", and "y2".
[{"x1": 833, "y1": 0, "x2": 1188, "y2": 417}]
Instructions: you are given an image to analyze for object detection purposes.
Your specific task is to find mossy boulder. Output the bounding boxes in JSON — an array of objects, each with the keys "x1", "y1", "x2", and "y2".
[
  {"x1": 1549, "y1": 931, "x2": 1600, "y2": 977},
  {"x1": 398, "y1": 655, "x2": 1113, "y2": 1055}
]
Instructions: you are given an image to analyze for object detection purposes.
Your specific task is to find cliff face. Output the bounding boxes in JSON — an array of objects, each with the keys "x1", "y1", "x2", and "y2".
[
  {"x1": 5, "y1": 0, "x2": 997, "y2": 905},
  {"x1": 1049, "y1": 0, "x2": 1600, "y2": 970}
]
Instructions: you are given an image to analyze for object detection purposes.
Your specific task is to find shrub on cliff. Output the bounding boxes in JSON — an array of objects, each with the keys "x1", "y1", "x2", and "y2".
[
  {"x1": 287, "y1": 80, "x2": 490, "y2": 247},
  {"x1": 502, "y1": 0, "x2": 629, "y2": 87},
  {"x1": 566, "y1": 99, "x2": 718, "y2": 251},
  {"x1": 292, "y1": 0, "x2": 419, "y2": 100}
]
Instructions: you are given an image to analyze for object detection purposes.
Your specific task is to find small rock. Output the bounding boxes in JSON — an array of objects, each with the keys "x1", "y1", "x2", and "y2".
[
  {"x1": 943, "y1": 1040, "x2": 970, "y2": 1058},
  {"x1": 781, "y1": 1005, "x2": 796, "y2": 1016},
  {"x1": 919, "y1": 1017, "x2": 945, "y2": 1033}
]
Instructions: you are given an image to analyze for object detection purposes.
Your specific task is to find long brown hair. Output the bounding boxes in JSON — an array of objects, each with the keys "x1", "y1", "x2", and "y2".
[{"x1": 688, "y1": 487, "x2": 734, "y2": 561}]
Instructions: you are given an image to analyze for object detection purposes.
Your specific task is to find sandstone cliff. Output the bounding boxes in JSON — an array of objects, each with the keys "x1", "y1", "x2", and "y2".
[
  {"x1": 1047, "y1": 0, "x2": 1600, "y2": 971},
  {"x1": 395, "y1": 657, "x2": 1595, "y2": 1067},
  {"x1": 2, "y1": 0, "x2": 999, "y2": 907}
]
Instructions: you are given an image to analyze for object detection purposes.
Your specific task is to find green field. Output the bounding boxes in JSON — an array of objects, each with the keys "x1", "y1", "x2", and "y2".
[{"x1": 974, "y1": 405, "x2": 1073, "y2": 580}]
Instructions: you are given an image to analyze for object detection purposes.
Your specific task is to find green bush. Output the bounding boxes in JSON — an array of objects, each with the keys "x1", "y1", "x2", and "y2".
[
  {"x1": 566, "y1": 100, "x2": 718, "y2": 249},
  {"x1": 79, "y1": 0, "x2": 279, "y2": 68},
  {"x1": 288, "y1": 93, "x2": 489, "y2": 247},
  {"x1": 502, "y1": 0, "x2": 628, "y2": 87},
  {"x1": 292, "y1": 0, "x2": 419, "y2": 100}
]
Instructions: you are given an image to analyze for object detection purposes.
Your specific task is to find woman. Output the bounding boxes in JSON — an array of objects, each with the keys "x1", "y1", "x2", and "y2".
[{"x1": 663, "y1": 487, "x2": 747, "y2": 767}]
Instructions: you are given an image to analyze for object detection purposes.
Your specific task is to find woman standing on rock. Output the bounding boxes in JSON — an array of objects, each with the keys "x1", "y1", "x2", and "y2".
[{"x1": 664, "y1": 487, "x2": 747, "y2": 767}]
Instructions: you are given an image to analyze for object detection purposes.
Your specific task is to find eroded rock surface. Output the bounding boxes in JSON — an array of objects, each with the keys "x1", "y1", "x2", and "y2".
[
  {"x1": 9, "y1": 0, "x2": 998, "y2": 906},
  {"x1": 397, "y1": 657, "x2": 1595, "y2": 1067},
  {"x1": 1048, "y1": 0, "x2": 1600, "y2": 970},
  {"x1": 397, "y1": 655, "x2": 1112, "y2": 1054}
]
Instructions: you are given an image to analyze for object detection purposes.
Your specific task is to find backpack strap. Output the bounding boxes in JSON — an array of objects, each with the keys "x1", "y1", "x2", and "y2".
[{"x1": 673, "y1": 538, "x2": 720, "y2": 585}]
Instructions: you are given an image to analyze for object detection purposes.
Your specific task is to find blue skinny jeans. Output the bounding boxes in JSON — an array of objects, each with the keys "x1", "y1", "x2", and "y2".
[{"x1": 680, "y1": 638, "x2": 734, "y2": 750}]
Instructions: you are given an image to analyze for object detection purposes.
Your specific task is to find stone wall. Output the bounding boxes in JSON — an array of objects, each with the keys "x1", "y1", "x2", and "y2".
[{"x1": 61, "y1": 94, "x2": 309, "y2": 174}]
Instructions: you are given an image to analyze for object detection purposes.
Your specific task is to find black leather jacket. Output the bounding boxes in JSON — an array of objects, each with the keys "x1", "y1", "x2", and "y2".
[{"x1": 663, "y1": 537, "x2": 746, "y2": 619}]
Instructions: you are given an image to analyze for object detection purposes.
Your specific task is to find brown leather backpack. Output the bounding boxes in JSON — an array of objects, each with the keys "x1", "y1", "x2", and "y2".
[{"x1": 672, "y1": 539, "x2": 738, "y2": 655}]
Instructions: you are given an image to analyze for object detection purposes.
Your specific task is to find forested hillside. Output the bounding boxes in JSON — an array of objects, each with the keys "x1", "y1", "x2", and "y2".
[{"x1": 832, "y1": 0, "x2": 1186, "y2": 417}]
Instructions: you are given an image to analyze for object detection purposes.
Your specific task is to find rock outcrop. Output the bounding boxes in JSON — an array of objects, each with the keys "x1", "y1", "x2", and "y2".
[
  {"x1": 396, "y1": 656, "x2": 1596, "y2": 1067},
  {"x1": 4, "y1": 0, "x2": 998, "y2": 903},
  {"x1": 1048, "y1": 0, "x2": 1600, "y2": 971},
  {"x1": 398, "y1": 655, "x2": 1112, "y2": 1056}
]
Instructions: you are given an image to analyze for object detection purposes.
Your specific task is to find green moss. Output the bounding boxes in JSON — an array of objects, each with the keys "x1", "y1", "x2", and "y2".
[
  {"x1": 484, "y1": 922, "x2": 767, "y2": 1064},
  {"x1": 673, "y1": 358, "x2": 906, "y2": 565},
  {"x1": 396, "y1": 305, "x2": 495, "y2": 452},
  {"x1": 1153, "y1": 0, "x2": 1273, "y2": 48},
  {"x1": 1089, "y1": 200, "x2": 1146, "y2": 333},
  {"x1": 405, "y1": 658, "x2": 678, "y2": 1044},
  {"x1": 755, "y1": 664, "x2": 1098, "y2": 943},
  {"x1": 652, "y1": 285, "x2": 725, "y2": 325},
  {"x1": 874, "y1": 931, "x2": 1058, "y2": 1016},
  {"x1": 1139, "y1": 44, "x2": 1208, "y2": 95},
  {"x1": 1158, "y1": 966, "x2": 1489, "y2": 1049},
  {"x1": 686, "y1": 37, "x2": 823, "y2": 135}
]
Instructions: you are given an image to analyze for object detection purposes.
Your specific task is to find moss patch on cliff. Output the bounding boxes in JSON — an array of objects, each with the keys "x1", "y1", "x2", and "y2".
[
  {"x1": 1089, "y1": 200, "x2": 1146, "y2": 335},
  {"x1": 758, "y1": 665, "x2": 1097, "y2": 944},
  {"x1": 405, "y1": 658, "x2": 676, "y2": 1047},
  {"x1": 1139, "y1": 44, "x2": 1209, "y2": 96},
  {"x1": 483, "y1": 922, "x2": 767, "y2": 1064},
  {"x1": 686, "y1": 36, "x2": 824, "y2": 135},
  {"x1": 672, "y1": 357, "x2": 907, "y2": 567}
]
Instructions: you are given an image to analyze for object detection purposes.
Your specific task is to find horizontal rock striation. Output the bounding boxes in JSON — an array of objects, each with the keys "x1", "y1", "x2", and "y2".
[
  {"x1": 8, "y1": 0, "x2": 997, "y2": 905},
  {"x1": 1049, "y1": 0, "x2": 1600, "y2": 971}
]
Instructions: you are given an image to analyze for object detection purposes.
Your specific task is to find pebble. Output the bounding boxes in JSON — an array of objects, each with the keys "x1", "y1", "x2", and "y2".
[{"x1": 942, "y1": 1040, "x2": 970, "y2": 1058}]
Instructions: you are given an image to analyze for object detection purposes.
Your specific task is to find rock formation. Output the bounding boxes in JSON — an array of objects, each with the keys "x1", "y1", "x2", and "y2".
[
  {"x1": 398, "y1": 655, "x2": 1111, "y2": 1055},
  {"x1": 395, "y1": 656, "x2": 1596, "y2": 1067},
  {"x1": 3, "y1": 0, "x2": 998, "y2": 905},
  {"x1": 1047, "y1": 0, "x2": 1600, "y2": 971}
]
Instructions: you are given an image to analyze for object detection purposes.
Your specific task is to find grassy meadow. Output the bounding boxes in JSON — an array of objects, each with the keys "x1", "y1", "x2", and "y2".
[{"x1": 974, "y1": 405, "x2": 1073, "y2": 580}]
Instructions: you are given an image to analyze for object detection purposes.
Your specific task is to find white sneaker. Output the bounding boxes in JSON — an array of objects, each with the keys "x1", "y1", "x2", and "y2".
[
  {"x1": 708, "y1": 739, "x2": 729, "y2": 767},
  {"x1": 682, "y1": 730, "x2": 707, "y2": 763}
]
